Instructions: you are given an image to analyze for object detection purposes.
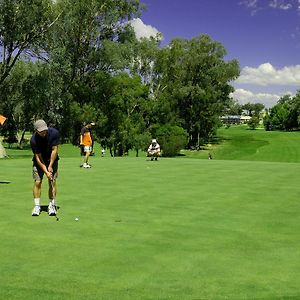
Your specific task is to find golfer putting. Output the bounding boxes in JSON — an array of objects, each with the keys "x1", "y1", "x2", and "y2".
[{"x1": 30, "y1": 120, "x2": 60, "y2": 217}]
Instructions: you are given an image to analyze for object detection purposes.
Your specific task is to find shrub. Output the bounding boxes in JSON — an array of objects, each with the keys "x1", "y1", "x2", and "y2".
[{"x1": 153, "y1": 124, "x2": 188, "y2": 157}]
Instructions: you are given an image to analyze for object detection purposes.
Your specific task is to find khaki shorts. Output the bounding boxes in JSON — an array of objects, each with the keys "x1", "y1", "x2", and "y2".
[{"x1": 33, "y1": 161, "x2": 58, "y2": 182}]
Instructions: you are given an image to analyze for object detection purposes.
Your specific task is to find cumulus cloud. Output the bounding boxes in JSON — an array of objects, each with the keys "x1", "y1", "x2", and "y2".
[
  {"x1": 128, "y1": 18, "x2": 162, "y2": 40},
  {"x1": 230, "y1": 88, "x2": 284, "y2": 107},
  {"x1": 269, "y1": 0, "x2": 293, "y2": 10},
  {"x1": 235, "y1": 63, "x2": 300, "y2": 86},
  {"x1": 240, "y1": 0, "x2": 258, "y2": 9},
  {"x1": 240, "y1": 0, "x2": 297, "y2": 14}
]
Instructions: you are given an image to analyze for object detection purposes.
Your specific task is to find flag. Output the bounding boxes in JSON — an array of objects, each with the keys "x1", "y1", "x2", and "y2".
[{"x1": 0, "y1": 115, "x2": 7, "y2": 126}]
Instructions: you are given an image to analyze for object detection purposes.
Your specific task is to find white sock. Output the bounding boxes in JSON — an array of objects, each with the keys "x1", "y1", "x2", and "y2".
[{"x1": 34, "y1": 198, "x2": 40, "y2": 206}]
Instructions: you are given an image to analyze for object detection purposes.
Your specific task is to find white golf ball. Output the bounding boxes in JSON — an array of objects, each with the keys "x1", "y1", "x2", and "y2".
[{"x1": 75, "y1": 217, "x2": 79, "y2": 221}]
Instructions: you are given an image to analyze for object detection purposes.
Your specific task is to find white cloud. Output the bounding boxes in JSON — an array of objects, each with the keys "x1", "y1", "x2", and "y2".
[
  {"x1": 230, "y1": 88, "x2": 285, "y2": 108},
  {"x1": 235, "y1": 63, "x2": 300, "y2": 86},
  {"x1": 128, "y1": 18, "x2": 162, "y2": 40},
  {"x1": 241, "y1": 0, "x2": 297, "y2": 14},
  {"x1": 269, "y1": 0, "x2": 293, "y2": 10},
  {"x1": 239, "y1": 0, "x2": 258, "y2": 8}
]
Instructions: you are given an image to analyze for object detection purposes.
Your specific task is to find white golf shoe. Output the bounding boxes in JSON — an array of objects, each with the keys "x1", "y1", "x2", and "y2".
[
  {"x1": 48, "y1": 203, "x2": 57, "y2": 216},
  {"x1": 32, "y1": 205, "x2": 41, "y2": 216}
]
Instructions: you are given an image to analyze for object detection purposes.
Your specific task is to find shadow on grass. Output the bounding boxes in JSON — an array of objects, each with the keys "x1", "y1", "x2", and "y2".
[{"x1": 40, "y1": 205, "x2": 60, "y2": 213}]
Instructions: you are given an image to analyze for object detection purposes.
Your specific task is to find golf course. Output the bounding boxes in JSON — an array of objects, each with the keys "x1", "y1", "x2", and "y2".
[{"x1": 1, "y1": 125, "x2": 300, "y2": 299}]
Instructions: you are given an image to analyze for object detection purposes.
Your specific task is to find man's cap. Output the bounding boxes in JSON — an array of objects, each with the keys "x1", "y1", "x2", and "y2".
[
  {"x1": 90, "y1": 122, "x2": 95, "y2": 126},
  {"x1": 34, "y1": 119, "x2": 48, "y2": 132},
  {"x1": 152, "y1": 139, "x2": 157, "y2": 143}
]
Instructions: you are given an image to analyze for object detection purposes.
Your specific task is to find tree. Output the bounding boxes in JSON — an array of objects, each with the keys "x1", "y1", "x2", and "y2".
[
  {"x1": 0, "y1": 0, "x2": 56, "y2": 87},
  {"x1": 242, "y1": 102, "x2": 265, "y2": 117},
  {"x1": 225, "y1": 98, "x2": 243, "y2": 116},
  {"x1": 42, "y1": 0, "x2": 143, "y2": 140},
  {"x1": 266, "y1": 92, "x2": 300, "y2": 131},
  {"x1": 154, "y1": 35, "x2": 240, "y2": 148},
  {"x1": 153, "y1": 124, "x2": 188, "y2": 157},
  {"x1": 98, "y1": 73, "x2": 149, "y2": 156},
  {"x1": 247, "y1": 116, "x2": 259, "y2": 130},
  {"x1": 0, "y1": 60, "x2": 33, "y2": 144}
]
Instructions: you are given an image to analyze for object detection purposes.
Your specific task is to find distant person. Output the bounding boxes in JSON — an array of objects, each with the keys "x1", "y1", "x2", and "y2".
[
  {"x1": 80, "y1": 122, "x2": 94, "y2": 168},
  {"x1": 147, "y1": 139, "x2": 161, "y2": 161},
  {"x1": 30, "y1": 119, "x2": 59, "y2": 216},
  {"x1": 101, "y1": 148, "x2": 105, "y2": 157},
  {"x1": 208, "y1": 153, "x2": 213, "y2": 160}
]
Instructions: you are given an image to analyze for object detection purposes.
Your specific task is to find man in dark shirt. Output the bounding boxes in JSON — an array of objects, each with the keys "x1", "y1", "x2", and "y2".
[{"x1": 30, "y1": 119, "x2": 60, "y2": 216}]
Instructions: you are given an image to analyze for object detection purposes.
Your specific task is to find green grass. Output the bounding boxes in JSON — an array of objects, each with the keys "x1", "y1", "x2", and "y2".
[
  {"x1": 1, "y1": 127, "x2": 300, "y2": 299},
  {"x1": 182, "y1": 125, "x2": 300, "y2": 162}
]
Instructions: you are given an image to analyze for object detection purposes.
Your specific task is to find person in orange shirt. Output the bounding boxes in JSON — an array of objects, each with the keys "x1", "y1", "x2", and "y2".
[{"x1": 80, "y1": 122, "x2": 94, "y2": 168}]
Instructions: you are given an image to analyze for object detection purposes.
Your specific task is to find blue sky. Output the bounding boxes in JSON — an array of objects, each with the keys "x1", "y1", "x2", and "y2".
[{"x1": 130, "y1": 0, "x2": 300, "y2": 108}]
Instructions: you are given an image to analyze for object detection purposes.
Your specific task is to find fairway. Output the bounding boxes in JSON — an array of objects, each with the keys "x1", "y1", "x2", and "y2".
[{"x1": 1, "y1": 143, "x2": 300, "y2": 299}]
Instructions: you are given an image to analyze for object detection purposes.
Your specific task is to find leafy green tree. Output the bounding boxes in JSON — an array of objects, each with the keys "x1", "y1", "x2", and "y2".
[
  {"x1": 154, "y1": 35, "x2": 240, "y2": 148},
  {"x1": 252, "y1": 103, "x2": 265, "y2": 117},
  {"x1": 247, "y1": 116, "x2": 259, "y2": 130},
  {"x1": 0, "y1": 60, "x2": 34, "y2": 145},
  {"x1": 0, "y1": 0, "x2": 56, "y2": 87},
  {"x1": 268, "y1": 97, "x2": 290, "y2": 130},
  {"x1": 152, "y1": 124, "x2": 188, "y2": 157},
  {"x1": 98, "y1": 73, "x2": 148, "y2": 156},
  {"x1": 242, "y1": 102, "x2": 265, "y2": 117},
  {"x1": 263, "y1": 111, "x2": 271, "y2": 131},
  {"x1": 225, "y1": 99, "x2": 243, "y2": 116},
  {"x1": 42, "y1": 0, "x2": 143, "y2": 140},
  {"x1": 19, "y1": 62, "x2": 67, "y2": 139},
  {"x1": 266, "y1": 94, "x2": 300, "y2": 131}
]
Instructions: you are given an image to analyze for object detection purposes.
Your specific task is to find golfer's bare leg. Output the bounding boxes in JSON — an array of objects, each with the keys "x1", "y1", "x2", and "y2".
[
  {"x1": 84, "y1": 151, "x2": 91, "y2": 164},
  {"x1": 48, "y1": 179, "x2": 56, "y2": 200},
  {"x1": 33, "y1": 181, "x2": 42, "y2": 199}
]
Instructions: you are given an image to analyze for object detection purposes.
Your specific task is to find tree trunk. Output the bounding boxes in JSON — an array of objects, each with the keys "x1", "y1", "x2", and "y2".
[
  {"x1": 0, "y1": 141, "x2": 7, "y2": 158},
  {"x1": 19, "y1": 129, "x2": 26, "y2": 148}
]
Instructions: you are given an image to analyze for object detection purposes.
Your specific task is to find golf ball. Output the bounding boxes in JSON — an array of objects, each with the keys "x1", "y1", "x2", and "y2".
[{"x1": 75, "y1": 217, "x2": 79, "y2": 221}]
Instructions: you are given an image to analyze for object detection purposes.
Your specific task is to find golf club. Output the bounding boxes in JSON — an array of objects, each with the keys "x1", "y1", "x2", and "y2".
[{"x1": 50, "y1": 179, "x2": 59, "y2": 221}]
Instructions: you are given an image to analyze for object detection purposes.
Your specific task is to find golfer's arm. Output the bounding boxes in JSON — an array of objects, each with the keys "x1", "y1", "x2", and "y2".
[
  {"x1": 35, "y1": 154, "x2": 48, "y2": 173},
  {"x1": 48, "y1": 145, "x2": 58, "y2": 169}
]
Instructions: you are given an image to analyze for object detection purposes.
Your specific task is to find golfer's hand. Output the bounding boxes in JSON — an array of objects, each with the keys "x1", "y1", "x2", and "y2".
[{"x1": 46, "y1": 170, "x2": 53, "y2": 180}]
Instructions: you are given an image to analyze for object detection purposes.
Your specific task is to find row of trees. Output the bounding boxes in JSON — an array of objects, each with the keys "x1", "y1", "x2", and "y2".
[
  {"x1": 264, "y1": 92, "x2": 300, "y2": 131},
  {"x1": 0, "y1": 0, "x2": 240, "y2": 155}
]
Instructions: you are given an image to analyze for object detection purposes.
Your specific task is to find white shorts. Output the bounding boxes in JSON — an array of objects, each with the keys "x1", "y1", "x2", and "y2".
[{"x1": 84, "y1": 146, "x2": 92, "y2": 152}]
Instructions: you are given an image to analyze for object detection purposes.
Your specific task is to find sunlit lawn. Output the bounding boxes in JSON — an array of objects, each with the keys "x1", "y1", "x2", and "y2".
[{"x1": 1, "y1": 128, "x2": 300, "y2": 299}]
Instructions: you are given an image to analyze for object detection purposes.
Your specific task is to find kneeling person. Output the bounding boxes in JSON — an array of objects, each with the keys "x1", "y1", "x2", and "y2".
[{"x1": 147, "y1": 139, "x2": 161, "y2": 161}]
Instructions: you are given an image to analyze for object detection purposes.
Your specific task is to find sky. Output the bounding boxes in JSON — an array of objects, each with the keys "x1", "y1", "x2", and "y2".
[{"x1": 130, "y1": 0, "x2": 300, "y2": 108}]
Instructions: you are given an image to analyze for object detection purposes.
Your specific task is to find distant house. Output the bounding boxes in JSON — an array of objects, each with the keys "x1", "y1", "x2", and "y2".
[
  {"x1": 220, "y1": 115, "x2": 241, "y2": 124},
  {"x1": 221, "y1": 115, "x2": 252, "y2": 125},
  {"x1": 240, "y1": 116, "x2": 251, "y2": 123}
]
